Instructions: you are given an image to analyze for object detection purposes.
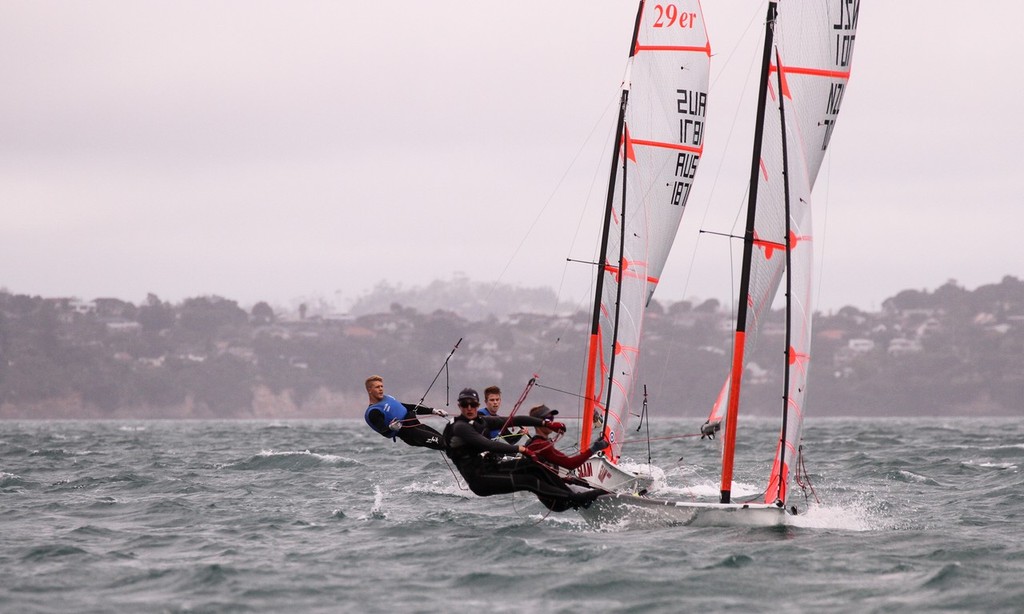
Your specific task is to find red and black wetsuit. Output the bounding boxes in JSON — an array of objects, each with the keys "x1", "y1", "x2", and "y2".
[
  {"x1": 444, "y1": 415, "x2": 597, "y2": 512},
  {"x1": 524, "y1": 435, "x2": 595, "y2": 472}
]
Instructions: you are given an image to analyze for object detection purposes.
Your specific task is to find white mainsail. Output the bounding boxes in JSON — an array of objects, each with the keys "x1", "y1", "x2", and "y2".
[
  {"x1": 763, "y1": 0, "x2": 859, "y2": 504},
  {"x1": 576, "y1": 0, "x2": 861, "y2": 526},
  {"x1": 707, "y1": 0, "x2": 859, "y2": 505},
  {"x1": 579, "y1": 0, "x2": 711, "y2": 462}
]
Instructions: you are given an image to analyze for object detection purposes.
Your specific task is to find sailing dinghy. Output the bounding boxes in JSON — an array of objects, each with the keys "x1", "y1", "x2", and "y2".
[{"x1": 578, "y1": 0, "x2": 859, "y2": 526}]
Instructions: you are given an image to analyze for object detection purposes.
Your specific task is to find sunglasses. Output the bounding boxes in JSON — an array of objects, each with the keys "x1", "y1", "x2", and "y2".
[{"x1": 458, "y1": 401, "x2": 480, "y2": 408}]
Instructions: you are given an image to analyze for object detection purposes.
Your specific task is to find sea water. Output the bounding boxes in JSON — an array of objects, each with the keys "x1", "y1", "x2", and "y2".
[{"x1": 1, "y1": 417, "x2": 1022, "y2": 613}]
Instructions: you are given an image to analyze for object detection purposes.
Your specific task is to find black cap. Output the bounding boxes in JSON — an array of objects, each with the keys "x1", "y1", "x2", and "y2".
[
  {"x1": 528, "y1": 404, "x2": 558, "y2": 420},
  {"x1": 457, "y1": 388, "x2": 479, "y2": 403}
]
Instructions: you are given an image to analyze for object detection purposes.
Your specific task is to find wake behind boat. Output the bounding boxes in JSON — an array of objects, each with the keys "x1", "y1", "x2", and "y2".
[{"x1": 578, "y1": 493, "x2": 790, "y2": 528}]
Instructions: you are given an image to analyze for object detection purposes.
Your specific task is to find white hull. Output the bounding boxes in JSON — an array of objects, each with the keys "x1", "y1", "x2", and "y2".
[
  {"x1": 571, "y1": 455, "x2": 654, "y2": 494},
  {"x1": 577, "y1": 493, "x2": 791, "y2": 528}
]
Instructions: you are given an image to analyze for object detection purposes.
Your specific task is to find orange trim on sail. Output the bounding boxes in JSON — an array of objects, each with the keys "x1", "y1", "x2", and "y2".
[
  {"x1": 764, "y1": 457, "x2": 789, "y2": 503},
  {"x1": 622, "y1": 125, "x2": 637, "y2": 162},
  {"x1": 771, "y1": 64, "x2": 851, "y2": 81},
  {"x1": 788, "y1": 229, "x2": 812, "y2": 250},
  {"x1": 788, "y1": 345, "x2": 810, "y2": 369},
  {"x1": 629, "y1": 139, "x2": 703, "y2": 155},
  {"x1": 614, "y1": 340, "x2": 641, "y2": 357},
  {"x1": 603, "y1": 258, "x2": 650, "y2": 283},
  {"x1": 752, "y1": 230, "x2": 786, "y2": 259},
  {"x1": 635, "y1": 42, "x2": 712, "y2": 57},
  {"x1": 777, "y1": 61, "x2": 792, "y2": 99}
]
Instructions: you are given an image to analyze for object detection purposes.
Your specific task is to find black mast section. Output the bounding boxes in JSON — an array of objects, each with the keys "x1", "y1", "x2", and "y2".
[
  {"x1": 735, "y1": 2, "x2": 778, "y2": 342},
  {"x1": 721, "y1": 1, "x2": 777, "y2": 505}
]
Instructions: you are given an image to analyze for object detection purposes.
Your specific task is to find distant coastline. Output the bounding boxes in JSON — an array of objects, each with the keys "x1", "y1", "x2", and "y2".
[{"x1": 2, "y1": 275, "x2": 1022, "y2": 419}]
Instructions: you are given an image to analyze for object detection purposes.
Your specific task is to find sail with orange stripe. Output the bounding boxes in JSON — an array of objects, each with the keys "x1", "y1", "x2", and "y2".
[
  {"x1": 579, "y1": 0, "x2": 711, "y2": 462},
  {"x1": 763, "y1": 0, "x2": 859, "y2": 505},
  {"x1": 705, "y1": 1, "x2": 859, "y2": 506}
]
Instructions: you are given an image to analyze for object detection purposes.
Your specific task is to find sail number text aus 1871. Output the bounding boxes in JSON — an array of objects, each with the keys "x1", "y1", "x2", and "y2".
[
  {"x1": 670, "y1": 87, "x2": 705, "y2": 206},
  {"x1": 670, "y1": 153, "x2": 699, "y2": 207},
  {"x1": 652, "y1": 5, "x2": 697, "y2": 28}
]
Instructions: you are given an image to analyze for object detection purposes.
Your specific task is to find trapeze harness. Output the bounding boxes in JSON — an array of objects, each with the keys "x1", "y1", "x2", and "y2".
[{"x1": 364, "y1": 395, "x2": 409, "y2": 441}]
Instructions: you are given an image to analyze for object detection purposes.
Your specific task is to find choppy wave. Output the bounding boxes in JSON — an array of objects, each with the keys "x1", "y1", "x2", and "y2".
[
  {"x1": 222, "y1": 449, "x2": 358, "y2": 471},
  {"x1": 1, "y1": 417, "x2": 1022, "y2": 613}
]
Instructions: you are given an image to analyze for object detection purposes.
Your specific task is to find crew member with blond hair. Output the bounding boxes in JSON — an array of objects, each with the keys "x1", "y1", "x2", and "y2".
[{"x1": 363, "y1": 375, "x2": 447, "y2": 450}]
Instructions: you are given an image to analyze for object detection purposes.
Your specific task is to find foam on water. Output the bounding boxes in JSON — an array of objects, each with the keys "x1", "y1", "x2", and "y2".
[
  {"x1": 404, "y1": 478, "x2": 474, "y2": 499},
  {"x1": 787, "y1": 501, "x2": 874, "y2": 531},
  {"x1": 969, "y1": 459, "x2": 1018, "y2": 470},
  {"x1": 221, "y1": 448, "x2": 358, "y2": 471},
  {"x1": 256, "y1": 448, "x2": 350, "y2": 464},
  {"x1": 357, "y1": 483, "x2": 387, "y2": 521},
  {"x1": 616, "y1": 459, "x2": 667, "y2": 490},
  {"x1": 889, "y1": 469, "x2": 940, "y2": 485},
  {"x1": 2, "y1": 417, "x2": 1023, "y2": 613},
  {"x1": 653, "y1": 477, "x2": 762, "y2": 500}
]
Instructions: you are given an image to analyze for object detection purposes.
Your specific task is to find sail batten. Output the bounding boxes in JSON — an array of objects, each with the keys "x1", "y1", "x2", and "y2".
[
  {"x1": 629, "y1": 139, "x2": 704, "y2": 154},
  {"x1": 772, "y1": 65, "x2": 851, "y2": 80},
  {"x1": 634, "y1": 44, "x2": 712, "y2": 55}
]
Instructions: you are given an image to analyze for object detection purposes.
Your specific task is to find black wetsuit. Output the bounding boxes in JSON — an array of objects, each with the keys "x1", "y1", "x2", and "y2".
[
  {"x1": 444, "y1": 414, "x2": 600, "y2": 512},
  {"x1": 366, "y1": 402, "x2": 446, "y2": 450},
  {"x1": 477, "y1": 408, "x2": 525, "y2": 445}
]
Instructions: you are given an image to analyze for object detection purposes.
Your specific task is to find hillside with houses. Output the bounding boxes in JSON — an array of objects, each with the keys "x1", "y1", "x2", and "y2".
[{"x1": 1, "y1": 276, "x2": 1022, "y2": 419}]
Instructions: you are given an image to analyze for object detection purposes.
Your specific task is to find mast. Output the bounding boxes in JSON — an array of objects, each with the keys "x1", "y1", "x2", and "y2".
[
  {"x1": 719, "y1": 1, "x2": 777, "y2": 505},
  {"x1": 580, "y1": 88, "x2": 629, "y2": 453},
  {"x1": 774, "y1": 46, "x2": 794, "y2": 506},
  {"x1": 602, "y1": 116, "x2": 630, "y2": 450},
  {"x1": 579, "y1": 1, "x2": 645, "y2": 454}
]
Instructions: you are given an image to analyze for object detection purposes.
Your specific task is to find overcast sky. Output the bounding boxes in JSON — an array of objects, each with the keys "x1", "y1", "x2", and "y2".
[{"x1": 1, "y1": 1, "x2": 1020, "y2": 314}]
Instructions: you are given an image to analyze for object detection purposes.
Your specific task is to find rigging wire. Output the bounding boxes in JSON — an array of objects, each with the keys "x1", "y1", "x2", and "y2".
[
  {"x1": 619, "y1": 432, "x2": 703, "y2": 445},
  {"x1": 815, "y1": 149, "x2": 833, "y2": 310},
  {"x1": 405, "y1": 336, "x2": 470, "y2": 490},
  {"x1": 480, "y1": 87, "x2": 621, "y2": 314},
  {"x1": 633, "y1": 385, "x2": 653, "y2": 467},
  {"x1": 794, "y1": 444, "x2": 820, "y2": 505},
  {"x1": 496, "y1": 377, "x2": 538, "y2": 440},
  {"x1": 414, "y1": 337, "x2": 462, "y2": 411}
]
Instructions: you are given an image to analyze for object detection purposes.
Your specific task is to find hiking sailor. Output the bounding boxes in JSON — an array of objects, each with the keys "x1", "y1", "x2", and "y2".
[
  {"x1": 443, "y1": 388, "x2": 605, "y2": 511},
  {"x1": 524, "y1": 404, "x2": 609, "y2": 472},
  {"x1": 363, "y1": 375, "x2": 448, "y2": 450}
]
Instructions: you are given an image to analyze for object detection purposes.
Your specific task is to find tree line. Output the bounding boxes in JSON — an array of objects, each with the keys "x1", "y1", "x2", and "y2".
[{"x1": 1, "y1": 276, "x2": 1022, "y2": 419}]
